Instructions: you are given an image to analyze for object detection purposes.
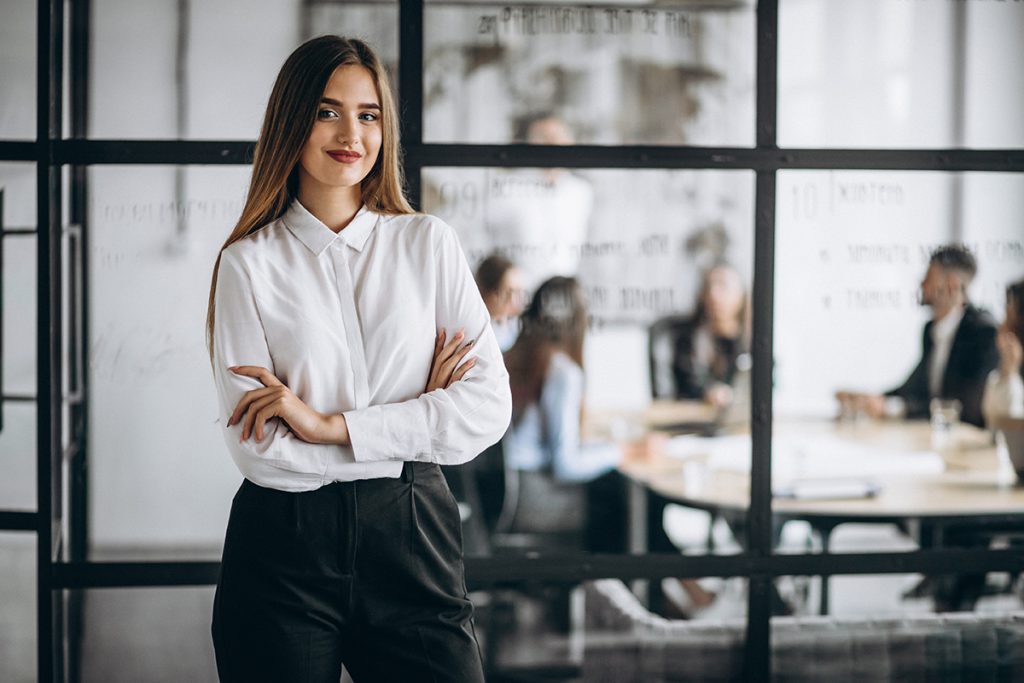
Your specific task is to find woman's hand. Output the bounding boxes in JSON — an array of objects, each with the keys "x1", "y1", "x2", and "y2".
[
  {"x1": 424, "y1": 328, "x2": 477, "y2": 393},
  {"x1": 227, "y1": 366, "x2": 342, "y2": 444},
  {"x1": 621, "y1": 432, "x2": 668, "y2": 465},
  {"x1": 704, "y1": 382, "x2": 734, "y2": 410},
  {"x1": 997, "y1": 326, "x2": 1023, "y2": 378}
]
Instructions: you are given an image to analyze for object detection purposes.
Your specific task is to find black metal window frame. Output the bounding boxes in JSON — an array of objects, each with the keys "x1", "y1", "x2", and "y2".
[{"x1": 3, "y1": 0, "x2": 1024, "y2": 680}]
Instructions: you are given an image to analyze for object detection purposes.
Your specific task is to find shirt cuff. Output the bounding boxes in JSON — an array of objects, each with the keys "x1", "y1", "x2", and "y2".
[{"x1": 343, "y1": 400, "x2": 434, "y2": 463}]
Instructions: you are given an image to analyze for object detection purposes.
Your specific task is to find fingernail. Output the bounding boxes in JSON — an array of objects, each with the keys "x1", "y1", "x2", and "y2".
[{"x1": 468, "y1": 339, "x2": 476, "y2": 346}]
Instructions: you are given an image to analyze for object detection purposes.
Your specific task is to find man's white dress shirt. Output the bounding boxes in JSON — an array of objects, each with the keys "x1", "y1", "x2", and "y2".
[
  {"x1": 212, "y1": 199, "x2": 512, "y2": 492},
  {"x1": 928, "y1": 306, "x2": 965, "y2": 398}
]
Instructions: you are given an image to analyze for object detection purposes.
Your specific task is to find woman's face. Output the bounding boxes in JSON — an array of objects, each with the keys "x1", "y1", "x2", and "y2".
[
  {"x1": 703, "y1": 266, "x2": 745, "y2": 322},
  {"x1": 488, "y1": 268, "x2": 526, "y2": 321},
  {"x1": 297, "y1": 64, "x2": 383, "y2": 197}
]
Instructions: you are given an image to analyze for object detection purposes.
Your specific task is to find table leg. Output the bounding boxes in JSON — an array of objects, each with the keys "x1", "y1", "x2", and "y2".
[
  {"x1": 627, "y1": 478, "x2": 649, "y2": 603},
  {"x1": 816, "y1": 523, "x2": 836, "y2": 615}
]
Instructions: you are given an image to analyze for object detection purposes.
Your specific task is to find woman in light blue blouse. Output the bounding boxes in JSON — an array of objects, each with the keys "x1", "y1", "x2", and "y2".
[
  {"x1": 502, "y1": 277, "x2": 663, "y2": 551},
  {"x1": 502, "y1": 277, "x2": 718, "y2": 616}
]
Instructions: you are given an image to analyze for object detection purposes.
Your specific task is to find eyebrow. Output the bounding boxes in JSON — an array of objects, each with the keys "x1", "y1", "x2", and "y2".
[{"x1": 320, "y1": 97, "x2": 380, "y2": 110}]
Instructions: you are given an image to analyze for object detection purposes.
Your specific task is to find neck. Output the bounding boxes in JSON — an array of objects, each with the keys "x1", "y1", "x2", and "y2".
[
  {"x1": 708, "y1": 316, "x2": 740, "y2": 338},
  {"x1": 933, "y1": 299, "x2": 965, "y2": 323},
  {"x1": 297, "y1": 176, "x2": 363, "y2": 233}
]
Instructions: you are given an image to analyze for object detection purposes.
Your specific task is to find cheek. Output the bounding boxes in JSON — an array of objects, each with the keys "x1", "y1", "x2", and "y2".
[
  {"x1": 364, "y1": 129, "x2": 383, "y2": 163},
  {"x1": 299, "y1": 134, "x2": 325, "y2": 171}
]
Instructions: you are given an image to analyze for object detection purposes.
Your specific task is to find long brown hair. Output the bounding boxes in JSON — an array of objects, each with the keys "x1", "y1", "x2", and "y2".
[
  {"x1": 504, "y1": 277, "x2": 588, "y2": 426},
  {"x1": 694, "y1": 262, "x2": 750, "y2": 345},
  {"x1": 205, "y1": 36, "x2": 413, "y2": 363}
]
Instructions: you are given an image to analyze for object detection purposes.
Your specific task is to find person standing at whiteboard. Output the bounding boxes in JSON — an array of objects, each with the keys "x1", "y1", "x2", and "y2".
[
  {"x1": 838, "y1": 245, "x2": 998, "y2": 428},
  {"x1": 205, "y1": 36, "x2": 510, "y2": 682},
  {"x1": 484, "y1": 113, "x2": 594, "y2": 292}
]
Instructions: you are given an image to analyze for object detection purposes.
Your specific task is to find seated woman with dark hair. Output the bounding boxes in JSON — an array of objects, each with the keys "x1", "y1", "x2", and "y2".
[
  {"x1": 502, "y1": 277, "x2": 714, "y2": 614},
  {"x1": 672, "y1": 262, "x2": 750, "y2": 409},
  {"x1": 503, "y1": 279, "x2": 642, "y2": 478},
  {"x1": 475, "y1": 253, "x2": 526, "y2": 352}
]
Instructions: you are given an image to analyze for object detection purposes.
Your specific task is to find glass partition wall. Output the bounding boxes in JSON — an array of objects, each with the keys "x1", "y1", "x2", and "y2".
[{"x1": 3, "y1": 0, "x2": 1024, "y2": 681}]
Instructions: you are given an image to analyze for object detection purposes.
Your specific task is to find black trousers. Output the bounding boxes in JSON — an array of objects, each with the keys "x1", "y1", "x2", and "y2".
[{"x1": 211, "y1": 462, "x2": 485, "y2": 683}]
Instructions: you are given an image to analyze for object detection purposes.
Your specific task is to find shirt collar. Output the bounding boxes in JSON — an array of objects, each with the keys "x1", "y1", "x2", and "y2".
[
  {"x1": 932, "y1": 305, "x2": 965, "y2": 343},
  {"x1": 282, "y1": 198, "x2": 378, "y2": 256}
]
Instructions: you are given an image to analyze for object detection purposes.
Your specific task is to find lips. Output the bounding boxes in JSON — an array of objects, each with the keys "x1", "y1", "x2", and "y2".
[{"x1": 327, "y1": 150, "x2": 362, "y2": 163}]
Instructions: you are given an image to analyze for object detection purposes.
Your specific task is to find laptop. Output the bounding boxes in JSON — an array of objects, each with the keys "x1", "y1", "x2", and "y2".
[{"x1": 994, "y1": 417, "x2": 1024, "y2": 483}]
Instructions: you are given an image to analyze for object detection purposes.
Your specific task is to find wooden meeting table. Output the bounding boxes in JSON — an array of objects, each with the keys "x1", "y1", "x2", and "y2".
[{"x1": 597, "y1": 402, "x2": 1024, "y2": 614}]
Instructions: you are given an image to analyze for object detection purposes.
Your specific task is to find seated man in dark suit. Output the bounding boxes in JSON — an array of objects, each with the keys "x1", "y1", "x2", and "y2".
[
  {"x1": 842, "y1": 244, "x2": 999, "y2": 428},
  {"x1": 840, "y1": 245, "x2": 1000, "y2": 609}
]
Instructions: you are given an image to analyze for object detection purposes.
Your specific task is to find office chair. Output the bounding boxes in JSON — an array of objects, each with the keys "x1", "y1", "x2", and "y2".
[{"x1": 647, "y1": 314, "x2": 691, "y2": 400}]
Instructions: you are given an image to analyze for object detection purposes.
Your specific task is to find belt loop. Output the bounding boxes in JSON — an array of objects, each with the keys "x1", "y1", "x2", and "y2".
[{"x1": 401, "y1": 461, "x2": 415, "y2": 484}]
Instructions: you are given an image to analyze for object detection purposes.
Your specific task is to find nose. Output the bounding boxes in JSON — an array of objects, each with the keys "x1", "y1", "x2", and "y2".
[{"x1": 336, "y1": 114, "x2": 359, "y2": 145}]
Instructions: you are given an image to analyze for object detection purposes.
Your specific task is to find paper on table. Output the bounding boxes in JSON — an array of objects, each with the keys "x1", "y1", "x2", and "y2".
[{"x1": 665, "y1": 433, "x2": 945, "y2": 484}]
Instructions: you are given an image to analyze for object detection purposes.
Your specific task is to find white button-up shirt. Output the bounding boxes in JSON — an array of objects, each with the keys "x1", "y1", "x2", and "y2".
[
  {"x1": 928, "y1": 305, "x2": 965, "y2": 397},
  {"x1": 212, "y1": 199, "x2": 512, "y2": 492}
]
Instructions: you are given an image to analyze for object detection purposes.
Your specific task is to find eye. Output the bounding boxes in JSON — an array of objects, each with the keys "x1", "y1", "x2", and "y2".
[
  {"x1": 317, "y1": 108, "x2": 338, "y2": 121},
  {"x1": 359, "y1": 111, "x2": 379, "y2": 122}
]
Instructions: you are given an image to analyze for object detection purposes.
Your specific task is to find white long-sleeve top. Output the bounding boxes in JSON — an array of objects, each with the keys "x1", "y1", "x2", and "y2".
[
  {"x1": 212, "y1": 198, "x2": 512, "y2": 492},
  {"x1": 502, "y1": 351, "x2": 622, "y2": 483},
  {"x1": 982, "y1": 369, "x2": 1024, "y2": 426}
]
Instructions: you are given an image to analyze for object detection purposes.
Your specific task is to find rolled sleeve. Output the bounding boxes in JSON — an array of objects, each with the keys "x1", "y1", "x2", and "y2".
[{"x1": 344, "y1": 221, "x2": 512, "y2": 465}]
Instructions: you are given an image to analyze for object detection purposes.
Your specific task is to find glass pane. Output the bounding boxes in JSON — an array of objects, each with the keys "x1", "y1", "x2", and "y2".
[
  {"x1": 2, "y1": 164, "x2": 37, "y2": 397},
  {"x1": 1, "y1": 163, "x2": 37, "y2": 510},
  {"x1": 89, "y1": 0, "x2": 397, "y2": 139},
  {"x1": 424, "y1": 167, "x2": 754, "y2": 561},
  {"x1": 0, "y1": 162, "x2": 36, "y2": 228},
  {"x1": 0, "y1": 405, "x2": 36, "y2": 511},
  {"x1": 87, "y1": 166, "x2": 249, "y2": 559},
  {"x1": 773, "y1": 170, "x2": 1024, "y2": 579},
  {"x1": 423, "y1": 1, "x2": 756, "y2": 145},
  {"x1": 308, "y1": 0, "x2": 399, "y2": 69},
  {"x1": 779, "y1": 0, "x2": 1024, "y2": 149},
  {"x1": 75, "y1": 586, "x2": 216, "y2": 682},
  {"x1": 0, "y1": 1, "x2": 35, "y2": 140},
  {"x1": 0, "y1": 534, "x2": 36, "y2": 682}
]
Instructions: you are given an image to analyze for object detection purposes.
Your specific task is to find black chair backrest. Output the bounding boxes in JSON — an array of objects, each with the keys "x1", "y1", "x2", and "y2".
[{"x1": 648, "y1": 314, "x2": 691, "y2": 400}]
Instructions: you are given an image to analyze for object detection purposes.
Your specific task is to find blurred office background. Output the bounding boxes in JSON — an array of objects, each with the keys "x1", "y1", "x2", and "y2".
[{"x1": 2, "y1": 0, "x2": 1024, "y2": 681}]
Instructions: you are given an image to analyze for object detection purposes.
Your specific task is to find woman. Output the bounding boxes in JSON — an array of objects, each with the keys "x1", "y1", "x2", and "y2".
[
  {"x1": 672, "y1": 262, "x2": 750, "y2": 409},
  {"x1": 475, "y1": 253, "x2": 526, "y2": 352},
  {"x1": 502, "y1": 277, "x2": 634, "y2": 494},
  {"x1": 206, "y1": 36, "x2": 510, "y2": 682},
  {"x1": 502, "y1": 277, "x2": 713, "y2": 614},
  {"x1": 983, "y1": 278, "x2": 1024, "y2": 425}
]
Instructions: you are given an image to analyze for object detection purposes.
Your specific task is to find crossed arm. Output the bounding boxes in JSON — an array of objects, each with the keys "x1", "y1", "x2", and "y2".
[{"x1": 226, "y1": 327, "x2": 476, "y2": 446}]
